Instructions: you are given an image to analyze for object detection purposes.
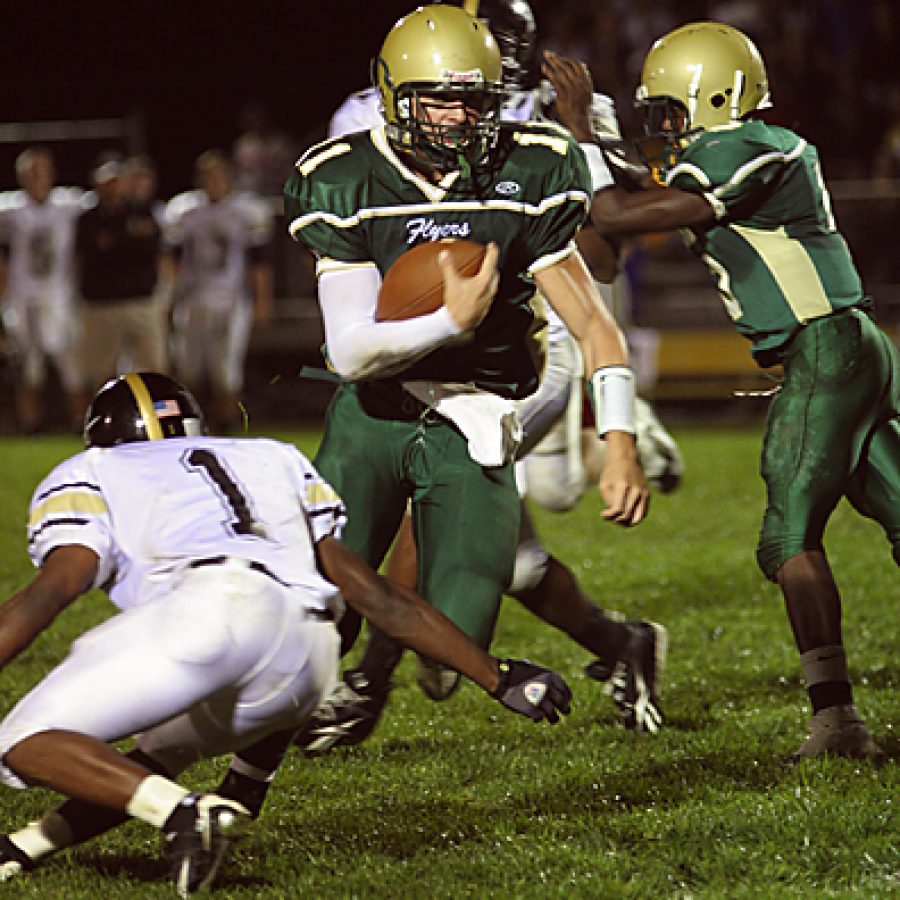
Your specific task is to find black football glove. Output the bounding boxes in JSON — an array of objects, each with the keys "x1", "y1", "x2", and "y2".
[{"x1": 489, "y1": 658, "x2": 572, "y2": 724}]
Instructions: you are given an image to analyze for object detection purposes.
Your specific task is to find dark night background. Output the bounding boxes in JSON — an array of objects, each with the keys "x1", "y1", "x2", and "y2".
[
  {"x1": 0, "y1": 2, "x2": 419, "y2": 196},
  {"x1": 2, "y1": 2, "x2": 897, "y2": 197}
]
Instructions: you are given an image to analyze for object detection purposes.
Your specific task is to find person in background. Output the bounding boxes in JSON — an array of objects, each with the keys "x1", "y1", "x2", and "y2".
[
  {"x1": 0, "y1": 147, "x2": 88, "y2": 432},
  {"x1": 232, "y1": 100, "x2": 297, "y2": 197},
  {"x1": 75, "y1": 152, "x2": 168, "y2": 393},
  {"x1": 163, "y1": 150, "x2": 274, "y2": 432}
]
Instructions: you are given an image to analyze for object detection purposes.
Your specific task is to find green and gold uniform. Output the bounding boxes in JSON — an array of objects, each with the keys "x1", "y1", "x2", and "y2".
[
  {"x1": 285, "y1": 121, "x2": 591, "y2": 646},
  {"x1": 666, "y1": 120, "x2": 900, "y2": 578}
]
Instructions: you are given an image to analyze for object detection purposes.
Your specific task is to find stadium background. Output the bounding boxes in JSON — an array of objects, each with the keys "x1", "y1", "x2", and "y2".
[{"x1": 1, "y1": 0, "x2": 898, "y2": 424}]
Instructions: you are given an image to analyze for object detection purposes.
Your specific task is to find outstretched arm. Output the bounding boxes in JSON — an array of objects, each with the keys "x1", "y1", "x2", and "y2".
[
  {"x1": 316, "y1": 535, "x2": 571, "y2": 723},
  {"x1": 540, "y1": 47, "x2": 715, "y2": 236},
  {"x1": 590, "y1": 185, "x2": 716, "y2": 237}
]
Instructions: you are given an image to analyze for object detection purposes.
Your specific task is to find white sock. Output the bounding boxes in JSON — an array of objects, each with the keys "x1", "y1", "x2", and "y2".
[
  {"x1": 126, "y1": 775, "x2": 190, "y2": 830},
  {"x1": 8, "y1": 814, "x2": 74, "y2": 861}
]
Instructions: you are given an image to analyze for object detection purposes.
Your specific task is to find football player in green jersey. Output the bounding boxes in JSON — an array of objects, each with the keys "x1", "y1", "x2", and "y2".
[
  {"x1": 551, "y1": 21, "x2": 899, "y2": 761},
  {"x1": 283, "y1": 4, "x2": 649, "y2": 752}
]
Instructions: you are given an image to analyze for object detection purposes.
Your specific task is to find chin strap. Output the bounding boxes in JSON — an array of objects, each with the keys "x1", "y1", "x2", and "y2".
[{"x1": 456, "y1": 144, "x2": 472, "y2": 182}]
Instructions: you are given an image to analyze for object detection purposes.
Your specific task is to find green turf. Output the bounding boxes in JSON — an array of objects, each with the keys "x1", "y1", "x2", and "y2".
[{"x1": 0, "y1": 426, "x2": 896, "y2": 898}]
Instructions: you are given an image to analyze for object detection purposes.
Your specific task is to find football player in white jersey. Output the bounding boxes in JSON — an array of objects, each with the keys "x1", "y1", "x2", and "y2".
[
  {"x1": 301, "y1": 0, "x2": 673, "y2": 753},
  {"x1": 0, "y1": 372, "x2": 570, "y2": 893},
  {"x1": 0, "y1": 147, "x2": 89, "y2": 432},
  {"x1": 163, "y1": 150, "x2": 275, "y2": 432}
]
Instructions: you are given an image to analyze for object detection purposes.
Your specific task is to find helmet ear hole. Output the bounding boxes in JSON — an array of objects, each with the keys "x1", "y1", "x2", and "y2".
[{"x1": 710, "y1": 93, "x2": 728, "y2": 109}]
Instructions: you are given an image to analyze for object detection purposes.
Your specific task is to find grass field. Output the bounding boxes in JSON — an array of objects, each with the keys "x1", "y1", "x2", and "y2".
[{"x1": 0, "y1": 424, "x2": 896, "y2": 898}]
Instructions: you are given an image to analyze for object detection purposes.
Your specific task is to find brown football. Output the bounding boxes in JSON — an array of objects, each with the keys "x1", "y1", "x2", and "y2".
[{"x1": 376, "y1": 238, "x2": 486, "y2": 321}]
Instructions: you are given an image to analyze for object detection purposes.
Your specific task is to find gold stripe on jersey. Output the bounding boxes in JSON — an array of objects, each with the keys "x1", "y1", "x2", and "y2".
[
  {"x1": 298, "y1": 142, "x2": 353, "y2": 177},
  {"x1": 315, "y1": 259, "x2": 379, "y2": 277},
  {"x1": 29, "y1": 491, "x2": 108, "y2": 528},
  {"x1": 528, "y1": 241, "x2": 576, "y2": 275},
  {"x1": 513, "y1": 131, "x2": 569, "y2": 156},
  {"x1": 305, "y1": 481, "x2": 342, "y2": 507},
  {"x1": 731, "y1": 224, "x2": 832, "y2": 322},
  {"x1": 124, "y1": 373, "x2": 163, "y2": 440}
]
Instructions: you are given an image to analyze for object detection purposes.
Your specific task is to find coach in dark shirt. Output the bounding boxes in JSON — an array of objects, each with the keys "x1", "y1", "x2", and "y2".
[{"x1": 76, "y1": 153, "x2": 168, "y2": 392}]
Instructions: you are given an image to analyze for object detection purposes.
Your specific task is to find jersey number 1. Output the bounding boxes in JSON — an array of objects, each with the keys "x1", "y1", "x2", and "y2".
[{"x1": 185, "y1": 448, "x2": 262, "y2": 537}]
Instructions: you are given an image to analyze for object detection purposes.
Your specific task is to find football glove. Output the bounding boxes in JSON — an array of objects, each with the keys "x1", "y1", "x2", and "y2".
[{"x1": 490, "y1": 659, "x2": 572, "y2": 724}]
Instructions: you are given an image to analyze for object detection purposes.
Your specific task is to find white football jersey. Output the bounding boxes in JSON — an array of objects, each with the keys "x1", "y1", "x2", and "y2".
[
  {"x1": 163, "y1": 191, "x2": 272, "y2": 306},
  {"x1": 328, "y1": 87, "x2": 385, "y2": 138},
  {"x1": 28, "y1": 436, "x2": 346, "y2": 612},
  {"x1": 0, "y1": 187, "x2": 89, "y2": 304}
]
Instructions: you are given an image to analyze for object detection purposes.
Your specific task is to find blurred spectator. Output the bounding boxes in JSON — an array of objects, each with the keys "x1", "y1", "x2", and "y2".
[
  {"x1": 123, "y1": 154, "x2": 165, "y2": 226},
  {"x1": 232, "y1": 100, "x2": 297, "y2": 196},
  {"x1": 0, "y1": 147, "x2": 88, "y2": 432},
  {"x1": 163, "y1": 149, "x2": 274, "y2": 432},
  {"x1": 75, "y1": 151, "x2": 168, "y2": 394}
]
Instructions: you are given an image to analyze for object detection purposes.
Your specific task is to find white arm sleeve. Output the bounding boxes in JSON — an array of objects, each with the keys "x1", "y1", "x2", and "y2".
[
  {"x1": 319, "y1": 267, "x2": 462, "y2": 380},
  {"x1": 580, "y1": 143, "x2": 615, "y2": 194}
]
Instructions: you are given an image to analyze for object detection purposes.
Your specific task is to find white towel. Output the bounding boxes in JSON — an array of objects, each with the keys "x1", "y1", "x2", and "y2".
[{"x1": 403, "y1": 381, "x2": 522, "y2": 467}]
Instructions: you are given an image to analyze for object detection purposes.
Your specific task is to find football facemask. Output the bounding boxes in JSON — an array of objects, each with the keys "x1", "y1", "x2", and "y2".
[
  {"x1": 374, "y1": 5, "x2": 505, "y2": 174},
  {"x1": 84, "y1": 371, "x2": 206, "y2": 448}
]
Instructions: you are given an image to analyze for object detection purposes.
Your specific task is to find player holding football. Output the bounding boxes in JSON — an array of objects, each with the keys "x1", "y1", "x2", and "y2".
[
  {"x1": 555, "y1": 21, "x2": 899, "y2": 760},
  {"x1": 0, "y1": 372, "x2": 571, "y2": 892},
  {"x1": 305, "y1": 0, "x2": 670, "y2": 751},
  {"x1": 284, "y1": 3, "x2": 649, "y2": 752}
]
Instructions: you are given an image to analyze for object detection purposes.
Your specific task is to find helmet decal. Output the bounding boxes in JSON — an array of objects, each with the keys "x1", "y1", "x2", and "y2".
[{"x1": 84, "y1": 372, "x2": 207, "y2": 449}]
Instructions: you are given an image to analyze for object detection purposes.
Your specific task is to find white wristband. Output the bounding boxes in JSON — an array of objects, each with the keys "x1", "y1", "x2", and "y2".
[
  {"x1": 590, "y1": 366, "x2": 636, "y2": 436},
  {"x1": 579, "y1": 142, "x2": 614, "y2": 193}
]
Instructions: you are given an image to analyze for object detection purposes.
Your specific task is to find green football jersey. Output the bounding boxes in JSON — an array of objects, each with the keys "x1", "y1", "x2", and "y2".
[
  {"x1": 284, "y1": 122, "x2": 591, "y2": 398},
  {"x1": 666, "y1": 120, "x2": 867, "y2": 366}
]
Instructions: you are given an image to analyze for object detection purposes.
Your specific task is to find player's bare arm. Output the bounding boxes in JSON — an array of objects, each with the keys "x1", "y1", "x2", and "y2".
[
  {"x1": 315, "y1": 535, "x2": 572, "y2": 722},
  {"x1": 575, "y1": 225, "x2": 619, "y2": 284},
  {"x1": 0, "y1": 545, "x2": 97, "y2": 668},
  {"x1": 591, "y1": 184, "x2": 716, "y2": 237},
  {"x1": 541, "y1": 50, "x2": 594, "y2": 142},
  {"x1": 439, "y1": 240, "x2": 499, "y2": 331},
  {"x1": 534, "y1": 251, "x2": 649, "y2": 526}
]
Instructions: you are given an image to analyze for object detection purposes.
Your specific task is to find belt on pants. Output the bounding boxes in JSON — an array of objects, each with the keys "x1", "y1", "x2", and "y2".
[
  {"x1": 356, "y1": 380, "x2": 441, "y2": 423},
  {"x1": 187, "y1": 556, "x2": 335, "y2": 621}
]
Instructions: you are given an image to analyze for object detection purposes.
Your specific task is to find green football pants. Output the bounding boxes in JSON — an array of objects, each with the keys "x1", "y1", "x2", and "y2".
[
  {"x1": 314, "y1": 383, "x2": 521, "y2": 648},
  {"x1": 757, "y1": 308, "x2": 900, "y2": 580}
]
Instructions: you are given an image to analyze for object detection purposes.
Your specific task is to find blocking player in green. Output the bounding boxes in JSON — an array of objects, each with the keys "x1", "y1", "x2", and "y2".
[
  {"x1": 283, "y1": 4, "x2": 649, "y2": 748},
  {"x1": 547, "y1": 21, "x2": 899, "y2": 761}
]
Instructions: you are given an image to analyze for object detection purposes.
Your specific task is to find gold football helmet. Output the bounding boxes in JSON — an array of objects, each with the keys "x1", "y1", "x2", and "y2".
[
  {"x1": 372, "y1": 4, "x2": 504, "y2": 173},
  {"x1": 636, "y1": 20, "x2": 770, "y2": 144}
]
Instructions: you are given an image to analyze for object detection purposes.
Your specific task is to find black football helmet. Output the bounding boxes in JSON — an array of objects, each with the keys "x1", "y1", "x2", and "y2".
[
  {"x1": 84, "y1": 372, "x2": 206, "y2": 448},
  {"x1": 477, "y1": 0, "x2": 538, "y2": 91}
]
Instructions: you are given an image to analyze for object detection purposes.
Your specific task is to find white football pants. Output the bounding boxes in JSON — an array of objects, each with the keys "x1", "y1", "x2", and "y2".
[{"x1": 0, "y1": 562, "x2": 339, "y2": 788}]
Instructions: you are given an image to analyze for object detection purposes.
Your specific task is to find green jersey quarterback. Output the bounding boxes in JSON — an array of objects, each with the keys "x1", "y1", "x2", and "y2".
[
  {"x1": 284, "y1": 120, "x2": 591, "y2": 398},
  {"x1": 665, "y1": 119, "x2": 869, "y2": 366}
]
